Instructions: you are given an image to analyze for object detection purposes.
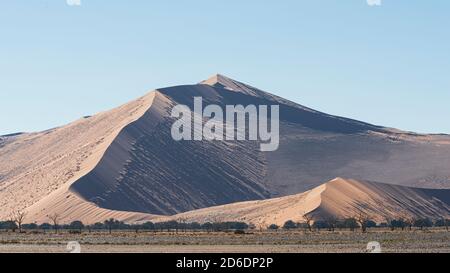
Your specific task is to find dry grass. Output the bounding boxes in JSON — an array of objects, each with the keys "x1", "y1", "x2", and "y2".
[{"x1": 0, "y1": 228, "x2": 448, "y2": 253}]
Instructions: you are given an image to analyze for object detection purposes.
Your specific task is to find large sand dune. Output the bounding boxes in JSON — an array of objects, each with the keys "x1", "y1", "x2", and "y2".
[
  {"x1": 1, "y1": 74, "x2": 450, "y2": 224},
  {"x1": 0, "y1": 91, "x2": 157, "y2": 221}
]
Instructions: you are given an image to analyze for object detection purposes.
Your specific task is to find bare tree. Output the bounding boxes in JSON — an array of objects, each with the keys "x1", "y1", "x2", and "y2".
[
  {"x1": 404, "y1": 216, "x2": 415, "y2": 231},
  {"x1": 384, "y1": 216, "x2": 395, "y2": 231},
  {"x1": 210, "y1": 215, "x2": 219, "y2": 233},
  {"x1": 12, "y1": 210, "x2": 27, "y2": 233},
  {"x1": 48, "y1": 213, "x2": 60, "y2": 234},
  {"x1": 179, "y1": 217, "x2": 187, "y2": 233},
  {"x1": 302, "y1": 213, "x2": 313, "y2": 232},
  {"x1": 104, "y1": 218, "x2": 115, "y2": 234},
  {"x1": 256, "y1": 220, "x2": 266, "y2": 232},
  {"x1": 355, "y1": 210, "x2": 370, "y2": 233}
]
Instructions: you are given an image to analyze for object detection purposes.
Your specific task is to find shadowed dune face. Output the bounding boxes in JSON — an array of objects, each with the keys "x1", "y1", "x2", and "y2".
[
  {"x1": 70, "y1": 91, "x2": 270, "y2": 215},
  {"x1": 266, "y1": 128, "x2": 450, "y2": 194},
  {"x1": 1, "y1": 74, "x2": 450, "y2": 223}
]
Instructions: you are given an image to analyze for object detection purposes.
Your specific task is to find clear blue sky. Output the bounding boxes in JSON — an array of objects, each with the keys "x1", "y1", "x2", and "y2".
[{"x1": 1, "y1": 0, "x2": 450, "y2": 135}]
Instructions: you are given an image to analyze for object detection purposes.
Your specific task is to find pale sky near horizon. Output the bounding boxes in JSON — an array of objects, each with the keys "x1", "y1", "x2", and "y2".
[{"x1": 1, "y1": 0, "x2": 450, "y2": 135}]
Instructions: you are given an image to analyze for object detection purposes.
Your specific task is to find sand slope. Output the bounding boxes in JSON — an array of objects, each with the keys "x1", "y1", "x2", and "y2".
[{"x1": 0, "y1": 91, "x2": 158, "y2": 221}]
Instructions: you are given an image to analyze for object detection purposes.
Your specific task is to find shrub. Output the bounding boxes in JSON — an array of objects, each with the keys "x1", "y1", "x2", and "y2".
[
  {"x1": 39, "y1": 223, "x2": 52, "y2": 230},
  {"x1": 141, "y1": 221, "x2": 155, "y2": 230},
  {"x1": 104, "y1": 219, "x2": 130, "y2": 233},
  {"x1": 283, "y1": 220, "x2": 297, "y2": 229},
  {"x1": 390, "y1": 219, "x2": 406, "y2": 230},
  {"x1": 434, "y1": 219, "x2": 445, "y2": 227},
  {"x1": 210, "y1": 222, "x2": 249, "y2": 232},
  {"x1": 201, "y1": 222, "x2": 213, "y2": 232},
  {"x1": 268, "y1": 224, "x2": 279, "y2": 230},
  {"x1": 366, "y1": 220, "x2": 377, "y2": 228},
  {"x1": 414, "y1": 218, "x2": 433, "y2": 230},
  {"x1": 342, "y1": 218, "x2": 358, "y2": 231},
  {"x1": 69, "y1": 221, "x2": 84, "y2": 231},
  {"x1": 0, "y1": 221, "x2": 18, "y2": 231},
  {"x1": 22, "y1": 223, "x2": 38, "y2": 230},
  {"x1": 92, "y1": 222, "x2": 105, "y2": 230},
  {"x1": 189, "y1": 222, "x2": 202, "y2": 230},
  {"x1": 312, "y1": 220, "x2": 328, "y2": 230},
  {"x1": 434, "y1": 219, "x2": 450, "y2": 229}
]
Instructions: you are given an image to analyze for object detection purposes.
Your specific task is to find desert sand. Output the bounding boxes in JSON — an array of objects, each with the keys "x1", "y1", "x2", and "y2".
[
  {"x1": 1, "y1": 74, "x2": 450, "y2": 225},
  {"x1": 0, "y1": 91, "x2": 159, "y2": 222}
]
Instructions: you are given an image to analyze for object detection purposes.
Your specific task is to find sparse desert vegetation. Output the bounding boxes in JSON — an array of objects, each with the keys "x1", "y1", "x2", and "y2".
[
  {"x1": 0, "y1": 228, "x2": 448, "y2": 253},
  {"x1": 0, "y1": 218, "x2": 448, "y2": 253}
]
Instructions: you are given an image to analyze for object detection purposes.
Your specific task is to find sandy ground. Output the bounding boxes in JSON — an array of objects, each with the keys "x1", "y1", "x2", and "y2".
[{"x1": 0, "y1": 229, "x2": 448, "y2": 253}]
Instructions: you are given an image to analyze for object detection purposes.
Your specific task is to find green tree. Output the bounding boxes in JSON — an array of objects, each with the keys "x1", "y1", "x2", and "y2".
[
  {"x1": 283, "y1": 220, "x2": 297, "y2": 230},
  {"x1": 201, "y1": 222, "x2": 213, "y2": 232},
  {"x1": 312, "y1": 220, "x2": 328, "y2": 231},
  {"x1": 23, "y1": 223, "x2": 38, "y2": 230},
  {"x1": 414, "y1": 218, "x2": 432, "y2": 230},
  {"x1": 104, "y1": 218, "x2": 116, "y2": 234},
  {"x1": 39, "y1": 223, "x2": 52, "y2": 232},
  {"x1": 1, "y1": 221, "x2": 18, "y2": 232},
  {"x1": 343, "y1": 218, "x2": 358, "y2": 231},
  {"x1": 142, "y1": 221, "x2": 155, "y2": 230},
  {"x1": 69, "y1": 221, "x2": 84, "y2": 232}
]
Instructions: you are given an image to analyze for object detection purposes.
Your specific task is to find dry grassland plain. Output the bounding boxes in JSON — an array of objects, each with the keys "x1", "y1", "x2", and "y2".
[{"x1": 0, "y1": 229, "x2": 448, "y2": 253}]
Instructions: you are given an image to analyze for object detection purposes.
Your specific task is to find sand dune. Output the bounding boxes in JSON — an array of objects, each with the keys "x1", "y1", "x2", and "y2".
[
  {"x1": 163, "y1": 178, "x2": 450, "y2": 227},
  {"x1": 0, "y1": 91, "x2": 158, "y2": 221},
  {"x1": 1, "y1": 74, "x2": 450, "y2": 224}
]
